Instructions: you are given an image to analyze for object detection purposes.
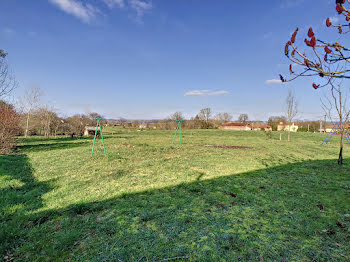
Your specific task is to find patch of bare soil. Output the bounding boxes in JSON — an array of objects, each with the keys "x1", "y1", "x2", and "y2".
[{"x1": 198, "y1": 145, "x2": 252, "y2": 149}]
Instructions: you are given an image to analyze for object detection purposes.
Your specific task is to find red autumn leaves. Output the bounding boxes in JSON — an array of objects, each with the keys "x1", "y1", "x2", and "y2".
[
  {"x1": 284, "y1": 28, "x2": 299, "y2": 56},
  {"x1": 305, "y1": 28, "x2": 316, "y2": 48},
  {"x1": 336, "y1": 1, "x2": 345, "y2": 14},
  {"x1": 283, "y1": 26, "x2": 335, "y2": 90},
  {"x1": 326, "y1": 18, "x2": 332, "y2": 27},
  {"x1": 291, "y1": 28, "x2": 298, "y2": 43},
  {"x1": 313, "y1": 83, "x2": 320, "y2": 90}
]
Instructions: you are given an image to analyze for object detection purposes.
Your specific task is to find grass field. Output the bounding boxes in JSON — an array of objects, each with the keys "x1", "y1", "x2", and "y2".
[{"x1": 1, "y1": 129, "x2": 350, "y2": 261}]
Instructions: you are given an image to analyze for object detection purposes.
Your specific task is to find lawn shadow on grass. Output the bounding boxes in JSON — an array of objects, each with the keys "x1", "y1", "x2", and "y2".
[
  {"x1": 16, "y1": 141, "x2": 89, "y2": 153},
  {"x1": 16, "y1": 135, "x2": 114, "y2": 146},
  {"x1": 2, "y1": 159, "x2": 350, "y2": 261},
  {"x1": 15, "y1": 135, "x2": 117, "y2": 153},
  {"x1": 0, "y1": 154, "x2": 55, "y2": 257}
]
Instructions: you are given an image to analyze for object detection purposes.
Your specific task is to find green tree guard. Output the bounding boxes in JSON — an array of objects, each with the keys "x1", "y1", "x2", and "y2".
[
  {"x1": 171, "y1": 120, "x2": 184, "y2": 148},
  {"x1": 91, "y1": 118, "x2": 107, "y2": 157}
]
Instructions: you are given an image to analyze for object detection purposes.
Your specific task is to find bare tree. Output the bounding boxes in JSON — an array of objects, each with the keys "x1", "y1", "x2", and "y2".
[
  {"x1": 20, "y1": 86, "x2": 43, "y2": 137},
  {"x1": 170, "y1": 112, "x2": 184, "y2": 121},
  {"x1": 198, "y1": 108, "x2": 212, "y2": 129},
  {"x1": 37, "y1": 106, "x2": 58, "y2": 138},
  {"x1": 0, "y1": 49, "x2": 17, "y2": 98},
  {"x1": 285, "y1": 90, "x2": 298, "y2": 141},
  {"x1": 215, "y1": 112, "x2": 232, "y2": 123},
  {"x1": 238, "y1": 114, "x2": 248, "y2": 123},
  {"x1": 51, "y1": 114, "x2": 64, "y2": 137},
  {"x1": 118, "y1": 117, "x2": 128, "y2": 125},
  {"x1": 321, "y1": 81, "x2": 350, "y2": 164}
]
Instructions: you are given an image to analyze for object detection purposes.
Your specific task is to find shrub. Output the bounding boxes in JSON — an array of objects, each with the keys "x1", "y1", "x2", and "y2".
[
  {"x1": 263, "y1": 129, "x2": 272, "y2": 139},
  {"x1": 0, "y1": 101, "x2": 21, "y2": 154}
]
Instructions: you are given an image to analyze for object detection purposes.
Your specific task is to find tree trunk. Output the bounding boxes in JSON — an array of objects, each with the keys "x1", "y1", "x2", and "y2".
[
  {"x1": 338, "y1": 130, "x2": 344, "y2": 165},
  {"x1": 25, "y1": 111, "x2": 30, "y2": 137},
  {"x1": 288, "y1": 122, "x2": 291, "y2": 141}
]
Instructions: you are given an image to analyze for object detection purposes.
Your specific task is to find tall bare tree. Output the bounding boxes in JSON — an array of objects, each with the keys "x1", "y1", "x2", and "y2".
[
  {"x1": 170, "y1": 112, "x2": 184, "y2": 121},
  {"x1": 321, "y1": 81, "x2": 350, "y2": 164},
  {"x1": 215, "y1": 112, "x2": 232, "y2": 123},
  {"x1": 20, "y1": 86, "x2": 43, "y2": 137},
  {"x1": 37, "y1": 105, "x2": 58, "y2": 138},
  {"x1": 0, "y1": 49, "x2": 17, "y2": 98},
  {"x1": 198, "y1": 108, "x2": 212, "y2": 129},
  {"x1": 238, "y1": 114, "x2": 248, "y2": 123},
  {"x1": 285, "y1": 90, "x2": 298, "y2": 142}
]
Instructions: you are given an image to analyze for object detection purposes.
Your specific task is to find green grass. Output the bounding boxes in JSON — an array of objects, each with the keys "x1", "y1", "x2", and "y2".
[{"x1": 1, "y1": 129, "x2": 350, "y2": 261}]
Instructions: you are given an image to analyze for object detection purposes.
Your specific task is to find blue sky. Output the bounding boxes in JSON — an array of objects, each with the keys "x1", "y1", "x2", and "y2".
[{"x1": 0, "y1": 0, "x2": 346, "y2": 120}]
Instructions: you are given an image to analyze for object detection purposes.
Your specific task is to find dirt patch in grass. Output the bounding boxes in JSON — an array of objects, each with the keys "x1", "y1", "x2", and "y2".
[{"x1": 198, "y1": 144, "x2": 252, "y2": 149}]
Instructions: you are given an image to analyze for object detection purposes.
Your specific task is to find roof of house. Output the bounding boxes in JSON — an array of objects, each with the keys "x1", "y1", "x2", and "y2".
[
  {"x1": 219, "y1": 122, "x2": 271, "y2": 129},
  {"x1": 325, "y1": 124, "x2": 350, "y2": 129},
  {"x1": 249, "y1": 124, "x2": 272, "y2": 129},
  {"x1": 221, "y1": 122, "x2": 247, "y2": 127}
]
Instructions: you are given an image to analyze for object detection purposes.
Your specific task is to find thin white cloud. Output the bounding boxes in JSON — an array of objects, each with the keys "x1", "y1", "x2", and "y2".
[
  {"x1": 49, "y1": 0, "x2": 152, "y2": 24},
  {"x1": 266, "y1": 79, "x2": 282, "y2": 84},
  {"x1": 329, "y1": 16, "x2": 339, "y2": 24},
  {"x1": 129, "y1": 0, "x2": 152, "y2": 21},
  {"x1": 184, "y1": 90, "x2": 229, "y2": 97},
  {"x1": 103, "y1": 0, "x2": 125, "y2": 9},
  {"x1": 49, "y1": 0, "x2": 99, "y2": 23}
]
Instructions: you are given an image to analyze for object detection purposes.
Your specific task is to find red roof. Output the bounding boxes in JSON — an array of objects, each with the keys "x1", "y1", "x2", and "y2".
[
  {"x1": 220, "y1": 122, "x2": 271, "y2": 129},
  {"x1": 249, "y1": 124, "x2": 272, "y2": 129},
  {"x1": 222, "y1": 122, "x2": 247, "y2": 127}
]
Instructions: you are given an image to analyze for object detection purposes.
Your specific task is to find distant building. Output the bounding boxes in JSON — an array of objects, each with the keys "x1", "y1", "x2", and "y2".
[
  {"x1": 277, "y1": 122, "x2": 298, "y2": 132},
  {"x1": 218, "y1": 122, "x2": 272, "y2": 131},
  {"x1": 84, "y1": 126, "x2": 100, "y2": 136},
  {"x1": 218, "y1": 122, "x2": 251, "y2": 131},
  {"x1": 249, "y1": 124, "x2": 272, "y2": 131},
  {"x1": 324, "y1": 124, "x2": 350, "y2": 133}
]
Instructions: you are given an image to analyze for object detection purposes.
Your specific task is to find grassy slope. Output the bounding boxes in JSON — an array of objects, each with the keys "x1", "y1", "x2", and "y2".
[{"x1": 1, "y1": 130, "x2": 350, "y2": 261}]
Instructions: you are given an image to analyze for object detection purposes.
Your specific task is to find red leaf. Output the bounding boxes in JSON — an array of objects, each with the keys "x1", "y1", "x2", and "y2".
[
  {"x1": 336, "y1": 3, "x2": 344, "y2": 14},
  {"x1": 285, "y1": 41, "x2": 291, "y2": 56},
  {"x1": 324, "y1": 46, "x2": 332, "y2": 54},
  {"x1": 326, "y1": 18, "x2": 332, "y2": 27},
  {"x1": 291, "y1": 28, "x2": 298, "y2": 43},
  {"x1": 308, "y1": 27, "x2": 314, "y2": 38},
  {"x1": 304, "y1": 37, "x2": 316, "y2": 48},
  {"x1": 313, "y1": 83, "x2": 320, "y2": 89}
]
